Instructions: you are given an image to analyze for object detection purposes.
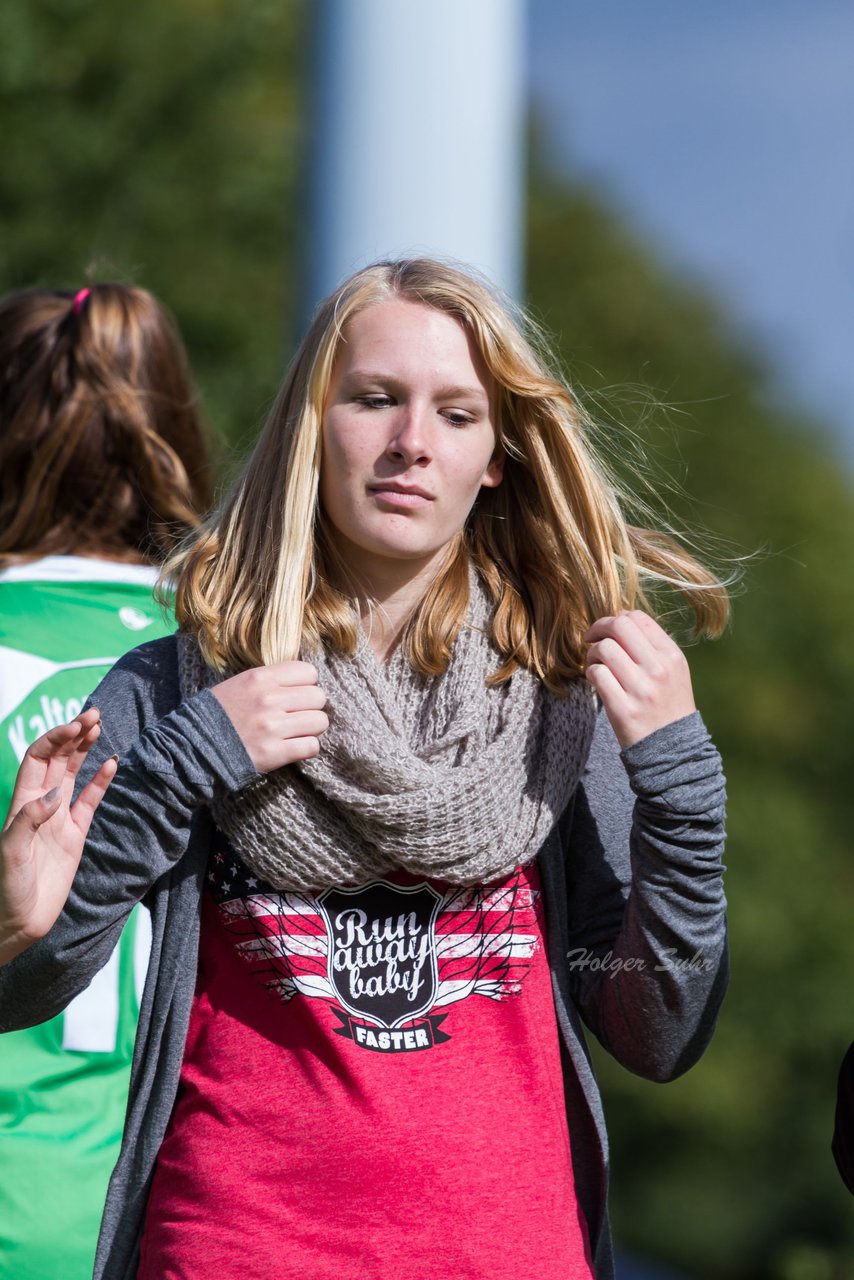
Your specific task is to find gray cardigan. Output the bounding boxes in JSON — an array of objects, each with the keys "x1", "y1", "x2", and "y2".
[{"x1": 0, "y1": 637, "x2": 728, "y2": 1280}]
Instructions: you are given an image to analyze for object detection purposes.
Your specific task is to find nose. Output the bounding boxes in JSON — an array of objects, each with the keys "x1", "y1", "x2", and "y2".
[{"x1": 385, "y1": 402, "x2": 432, "y2": 467}]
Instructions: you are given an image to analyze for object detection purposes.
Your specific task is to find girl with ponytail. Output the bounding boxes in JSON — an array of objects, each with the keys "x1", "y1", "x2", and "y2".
[{"x1": 0, "y1": 282, "x2": 212, "y2": 1280}]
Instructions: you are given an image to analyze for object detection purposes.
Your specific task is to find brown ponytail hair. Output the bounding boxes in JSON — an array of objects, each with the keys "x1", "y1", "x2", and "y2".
[{"x1": 0, "y1": 284, "x2": 213, "y2": 567}]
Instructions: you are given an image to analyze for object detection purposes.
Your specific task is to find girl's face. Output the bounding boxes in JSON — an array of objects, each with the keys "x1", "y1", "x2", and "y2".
[{"x1": 320, "y1": 298, "x2": 503, "y2": 585}]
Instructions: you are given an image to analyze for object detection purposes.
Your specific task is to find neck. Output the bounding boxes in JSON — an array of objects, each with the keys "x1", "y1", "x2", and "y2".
[
  {"x1": 360, "y1": 568, "x2": 436, "y2": 661},
  {"x1": 327, "y1": 538, "x2": 455, "y2": 662}
]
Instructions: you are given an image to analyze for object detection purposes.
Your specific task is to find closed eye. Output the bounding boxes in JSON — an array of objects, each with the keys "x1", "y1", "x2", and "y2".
[{"x1": 355, "y1": 394, "x2": 394, "y2": 410}]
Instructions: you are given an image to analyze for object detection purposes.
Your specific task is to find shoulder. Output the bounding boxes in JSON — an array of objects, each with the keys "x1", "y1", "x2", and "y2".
[{"x1": 86, "y1": 635, "x2": 182, "y2": 753}]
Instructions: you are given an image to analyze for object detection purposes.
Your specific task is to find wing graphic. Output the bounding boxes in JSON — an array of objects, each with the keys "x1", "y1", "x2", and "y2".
[
  {"x1": 218, "y1": 890, "x2": 334, "y2": 1003},
  {"x1": 432, "y1": 872, "x2": 540, "y2": 1009},
  {"x1": 210, "y1": 837, "x2": 541, "y2": 1016}
]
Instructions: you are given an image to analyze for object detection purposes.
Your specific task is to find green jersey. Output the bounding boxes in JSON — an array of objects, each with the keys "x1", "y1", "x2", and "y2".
[{"x1": 0, "y1": 557, "x2": 174, "y2": 1280}]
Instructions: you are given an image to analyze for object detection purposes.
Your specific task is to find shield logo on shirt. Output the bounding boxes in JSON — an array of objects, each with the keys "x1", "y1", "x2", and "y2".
[{"x1": 319, "y1": 880, "x2": 442, "y2": 1028}]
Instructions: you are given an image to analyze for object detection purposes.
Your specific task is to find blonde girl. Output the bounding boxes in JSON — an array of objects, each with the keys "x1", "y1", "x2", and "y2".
[{"x1": 0, "y1": 260, "x2": 728, "y2": 1280}]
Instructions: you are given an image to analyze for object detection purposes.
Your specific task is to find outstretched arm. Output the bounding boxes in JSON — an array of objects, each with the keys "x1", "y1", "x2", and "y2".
[{"x1": 0, "y1": 711, "x2": 116, "y2": 966}]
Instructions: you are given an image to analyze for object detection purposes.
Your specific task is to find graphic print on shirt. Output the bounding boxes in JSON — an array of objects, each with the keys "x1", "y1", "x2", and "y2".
[{"x1": 206, "y1": 836, "x2": 542, "y2": 1054}]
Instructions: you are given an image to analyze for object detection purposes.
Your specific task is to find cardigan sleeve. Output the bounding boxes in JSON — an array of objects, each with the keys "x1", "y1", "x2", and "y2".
[
  {"x1": 562, "y1": 704, "x2": 728, "y2": 1083},
  {"x1": 0, "y1": 638, "x2": 257, "y2": 1032}
]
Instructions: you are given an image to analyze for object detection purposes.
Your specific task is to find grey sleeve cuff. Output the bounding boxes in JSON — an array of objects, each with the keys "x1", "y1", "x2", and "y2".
[
  {"x1": 118, "y1": 687, "x2": 258, "y2": 803},
  {"x1": 619, "y1": 711, "x2": 727, "y2": 821}
]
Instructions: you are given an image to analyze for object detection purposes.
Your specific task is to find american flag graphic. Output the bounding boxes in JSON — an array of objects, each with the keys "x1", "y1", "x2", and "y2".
[{"x1": 207, "y1": 831, "x2": 541, "y2": 1043}]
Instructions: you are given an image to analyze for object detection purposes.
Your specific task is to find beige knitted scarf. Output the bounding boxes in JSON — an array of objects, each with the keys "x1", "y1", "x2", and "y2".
[{"x1": 178, "y1": 575, "x2": 597, "y2": 891}]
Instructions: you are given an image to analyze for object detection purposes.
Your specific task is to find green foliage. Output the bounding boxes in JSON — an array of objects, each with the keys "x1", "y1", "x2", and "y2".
[
  {"x1": 527, "y1": 170, "x2": 854, "y2": 1276},
  {"x1": 0, "y1": 0, "x2": 306, "y2": 462},
  {"x1": 3, "y1": 5, "x2": 853, "y2": 1273}
]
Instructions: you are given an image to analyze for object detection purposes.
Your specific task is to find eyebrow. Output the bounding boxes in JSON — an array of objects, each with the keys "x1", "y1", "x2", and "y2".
[{"x1": 341, "y1": 370, "x2": 489, "y2": 403}]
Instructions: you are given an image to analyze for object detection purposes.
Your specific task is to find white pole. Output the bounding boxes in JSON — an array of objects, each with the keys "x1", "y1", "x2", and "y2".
[{"x1": 305, "y1": 0, "x2": 526, "y2": 314}]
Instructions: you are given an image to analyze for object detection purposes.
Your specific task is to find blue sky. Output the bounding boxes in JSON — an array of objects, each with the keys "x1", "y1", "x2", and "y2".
[{"x1": 528, "y1": 0, "x2": 854, "y2": 460}]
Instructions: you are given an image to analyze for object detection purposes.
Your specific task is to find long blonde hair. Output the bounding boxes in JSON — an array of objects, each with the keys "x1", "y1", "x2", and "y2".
[{"x1": 170, "y1": 258, "x2": 729, "y2": 686}]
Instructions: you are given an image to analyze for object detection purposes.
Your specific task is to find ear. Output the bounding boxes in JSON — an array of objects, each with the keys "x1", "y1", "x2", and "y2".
[{"x1": 480, "y1": 452, "x2": 504, "y2": 489}]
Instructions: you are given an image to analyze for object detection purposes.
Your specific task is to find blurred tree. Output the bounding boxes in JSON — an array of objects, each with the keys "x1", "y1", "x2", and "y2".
[
  {"x1": 527, "y1": 165, "x2": 854, "y2": 1278},
  {"x1": 2, "y1": 4, "x2": 853, "y2": 1275},
  {"x1": 0, "y1": 0, "x2": 307, "y2": 463}
]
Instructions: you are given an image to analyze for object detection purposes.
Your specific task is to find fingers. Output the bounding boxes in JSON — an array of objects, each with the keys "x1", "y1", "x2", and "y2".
[
  {"x1": 5, "y1": 713, "x2": 107, "y2": 835},
  {"x1": 263, "y1": 708, "x2": 330, "y2": 741},
  {"x1": 584, "y1": 660, "x2": 623, "y2": 704},
  {"x1": 14, "y1": 789, "x2": 63, "y2": 833},
  {"x1": 584, "y1": 611, "x2": 686, "y2": 691},
  {"x1": 23, "y1": 713, "x2": 103, "y2": 795},
  {"x1": 626, "y1": 610, "x2": 674, "y2": 652},
  {"x1": 2, "y1": 788, "x2": 63, "y2": 852},
  {"x1": 250, "y1": 707, "x2": 330, "y2": 772},
  {"x1": 25, "y1": 708, "x2": 102, "y2": 763},
  {"x1": 583, "y1": 612, "x2": 659, "y2": 665},
  {"x1": 42, "y1": 723, "x2": 103, "y2": 795},
  {"x1": 279, "y1": 735, "x2": 323, "y2": 766},
  {"x1": 71, "y1": 756, "x2": 119, "y2": 838},
  {"x1": 265, "y1": 662, "x2": 320, "y2": 687},
  {"x1": 212, "y1": 666, "x2": 326, "y2": 717},
  {"x1": 584, "y1": 609, "x2": 695, "y2": 749},
  {"x1": 276, "y1": 684, "x2": 327, "y2": 713},
  {"x1": 211, "y1": 664, "x2": 331, "y2": 772}
]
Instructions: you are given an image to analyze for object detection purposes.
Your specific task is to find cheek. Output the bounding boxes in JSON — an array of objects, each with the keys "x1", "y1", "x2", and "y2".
[
  {"x1": 320, "y1": 422, "x2": 360, "y2": 510},
  {"x1": 319, "y1": 437, "x2": 346, "y2": 519},
  {"x1": 447, "y1": 438, "x2": 499, "y2": 492},
  {"x1": 322, "y1": 417, "x2": 379, "y2": 481}
]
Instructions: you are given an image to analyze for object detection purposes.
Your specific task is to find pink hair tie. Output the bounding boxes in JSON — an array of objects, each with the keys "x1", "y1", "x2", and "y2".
[{"x1": 72, "y1": 287, "x2": 91, "y2": 316}]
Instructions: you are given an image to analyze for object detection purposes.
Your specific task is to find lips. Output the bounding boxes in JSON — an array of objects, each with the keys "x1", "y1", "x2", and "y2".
[{"x1": 368, "y1": 482, "x2": 434, "y2": 506}]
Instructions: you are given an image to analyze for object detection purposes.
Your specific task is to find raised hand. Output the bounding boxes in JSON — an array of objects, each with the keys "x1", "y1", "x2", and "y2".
[
  {"x1": 211, "y1": 662, "x2": 330, "y2": 773},
  {"x1": 1, "y1": 710, "x2": 117, "y2": 966},
  {"x1": 583, "y1": 610, "x2": 696, "y2": 749}
]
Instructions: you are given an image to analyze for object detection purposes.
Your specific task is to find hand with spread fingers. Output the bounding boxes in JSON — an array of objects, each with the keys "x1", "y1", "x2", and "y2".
[
  {"x1": 0, "y1": 709, "x2": 117, "y2": 966},
  {"x1": 583, "y1": 610, "x2": 697, "y2": 750}
]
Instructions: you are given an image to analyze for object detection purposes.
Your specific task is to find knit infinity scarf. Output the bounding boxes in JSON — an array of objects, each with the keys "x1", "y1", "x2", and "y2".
[{"x1": 178, "y1": 575, "x2": 597, "y2": 891}]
